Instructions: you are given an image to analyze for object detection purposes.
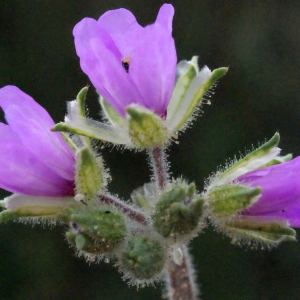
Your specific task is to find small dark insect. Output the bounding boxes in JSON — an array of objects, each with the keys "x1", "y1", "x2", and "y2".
[{"x1": 122, "y1": 61, "x2": 129, "y2": 73}]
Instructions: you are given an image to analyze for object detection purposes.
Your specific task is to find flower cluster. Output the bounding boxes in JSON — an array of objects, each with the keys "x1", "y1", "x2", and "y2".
[{"x1": 0, "y1": 3, "x2": 299, "y2": 299}]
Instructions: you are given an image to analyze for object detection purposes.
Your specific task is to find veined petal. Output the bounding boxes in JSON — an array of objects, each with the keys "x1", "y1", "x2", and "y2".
[
  {"x1": 5, "y1": 105, "x2": 75, "y2": 181},
  {"x1": 0, "y1": 123, "x2": 74, "y2": 196}
]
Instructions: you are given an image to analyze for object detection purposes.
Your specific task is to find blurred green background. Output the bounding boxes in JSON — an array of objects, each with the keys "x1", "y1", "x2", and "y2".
[{"x1": 1, "y1": 0, "x2": 300, "y2": 299}]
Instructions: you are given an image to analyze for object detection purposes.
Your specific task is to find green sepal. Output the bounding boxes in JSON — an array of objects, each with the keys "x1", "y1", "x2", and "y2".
[
  {"x1": 100, "y1": 96, "x2": 126, "y2": 128},
  {"x1": 0, "y1": 210, "x2": 19, "y2": 222},
  {"x1": 60, "y1": 132, "x2": 78, "y2": 152},
  {"x1": 76, "y1": 86, "x2": 89, "y2": 117},
  {"x1": 166, "y1": 60, "x2": 228, "y2": 131},
  {"x1": 121, "y1": 235, "x2": 165, "y2": 279},
  {"x1": 0, "y1": 196, "x2": 74, "y2": 221},
  {"x1": 166, "y1": 57, "x2": 198, "y2": 123},
  {"x1": 67, "y1": 209, "x2": 126, "y2": 253},
  {"x1": 225, "y1": 216, "x2": 296, "y2": 246},
  {"x1": 127, "y1": 105, "x2": 169, "y2": 148},
  {"x1": 66, "y1": 231, "x2": 107, "y2": 254},
  {"x1": 51, "y1": 121, "x2": 130, "y2": 145},
  {"x1": 216, "y1": 133, "x2": 280, "y2": 185},
  {"x1": 208, "y1": 184, "x2": 261, "y2": 217},
  {"x1": 152, "y1": 182, "x2": 204, "y2": 237},
  {"x1": 130, "y1": 182, "x2": 157, "y2": 211},
  {"x1": 75, "y1": 147, "x2": 102, "y2": 200}
]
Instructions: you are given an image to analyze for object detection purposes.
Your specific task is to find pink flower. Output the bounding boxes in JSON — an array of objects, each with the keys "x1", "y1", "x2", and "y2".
[
  {"x1": 0, "y1": 86, "x2": 75, "y2": 196},
  {"x1": 73, "y1": 4, "x2": 177, "y2": 117}
]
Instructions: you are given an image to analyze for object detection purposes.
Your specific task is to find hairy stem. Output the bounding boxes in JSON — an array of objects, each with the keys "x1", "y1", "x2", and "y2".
[
  {"x1": 165, "y1": 246, "x2": 200, "y2": 300},
  {"x1": 149, "y1": 147, "x2": 169, "y2": 189},
  {"x1": 97, "y1": 193, "x2": 148, "y2": 225}
]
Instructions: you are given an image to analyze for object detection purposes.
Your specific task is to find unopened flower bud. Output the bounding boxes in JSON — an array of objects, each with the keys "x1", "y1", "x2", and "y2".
[
  {"x1": 151, "y1": 182, "x2": 204, "y2": 238},
  {"x1": 66, "y1": 209, "x2": 126, "y2": 255},
  {"x1": 120, "y1": 234, "x2": 165, "y2": 280}
]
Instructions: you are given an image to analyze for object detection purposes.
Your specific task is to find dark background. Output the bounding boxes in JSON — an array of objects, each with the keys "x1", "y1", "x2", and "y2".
[{"x1": 1, "y1": 0, "x2": 300, "y2": 299}]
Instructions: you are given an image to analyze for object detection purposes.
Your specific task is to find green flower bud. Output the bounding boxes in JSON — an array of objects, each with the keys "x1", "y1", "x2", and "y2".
[
  {"x1": 66, "y1": 209, "x2": 127, "y2": 254},
  {"x1": 208, "y1": 184, "x2": 261, "y2": 217},
  {"x1": 121, "y1": 235, "x2": 165, "y2": 280},
  {"x1": 127, "y1": 105, "x2": 169, "y2": 148},
  {"x1": 151, "y1": 182, "x2": 204, "y2": 238}
]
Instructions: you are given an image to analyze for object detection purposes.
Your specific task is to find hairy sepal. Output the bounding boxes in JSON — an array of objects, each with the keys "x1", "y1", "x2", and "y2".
[
  {"x1": 166, "y1": 56, "x2": 228, "y2": 131},
  {"x1": 127, "y1": 104, "x2": 169, "y2": 149},
  {"x1": 52, "y1": 100, "x2": 130, "y2": 145},
  {"x1": 207, "y1": 184, "x2": 262, "y2": 217},
  {"x1": 0, "y1": 194, "x2": 74, "y2": 221},
  {"x1": 99, "y1": 96, "x2": 127, "y2": 128},
  {"x1": 75, "y1": 147, "x2": 103, "y2": 201},
  {"x1": 211, "y1": 133, "x2": 281, "y2": 187},
  {"x1": 222, "y1": 215, "x2": 296, "y2": 248}
]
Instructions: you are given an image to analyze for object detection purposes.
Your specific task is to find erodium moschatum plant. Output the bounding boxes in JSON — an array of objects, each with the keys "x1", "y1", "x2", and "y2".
[{"x1": 0, "y1": 4, "x2": 299, "y2": 300}]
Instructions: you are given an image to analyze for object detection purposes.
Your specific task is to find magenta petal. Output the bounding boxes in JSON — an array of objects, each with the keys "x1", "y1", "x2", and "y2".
[
  {"x1": 238, "y1": 157, "x2": 300, "y2": 227},
  {"x1": 0, "y1": 123, "x2": 74, "y2": 196},
  {"x1": 5, "y1": 105, "x2": 75, "y2": 181}
]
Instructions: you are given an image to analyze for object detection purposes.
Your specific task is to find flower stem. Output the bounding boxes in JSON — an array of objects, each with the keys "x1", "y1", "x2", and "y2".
[
  {"x1": 97, "y1": 193, "x2": 148, "y2": 225},
  {"x1": 165, "y1": 246, "x2": 200, "y2": 300},
  {"x1": 149, "y1": 147, "x2": 169, "y2": 189}
]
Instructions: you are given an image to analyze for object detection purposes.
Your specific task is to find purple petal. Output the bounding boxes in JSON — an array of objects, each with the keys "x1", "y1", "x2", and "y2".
[
  {"x1": 5, "y1": 105, "x2": 75, "y2": 181},
  {"x1": 0, "y1": 86, "x2": 54, "y2": 129},
  {"x1": 73, "y1": 18, "x2": 143, "y2": 116},
  {"x1": 128, "y1": 14, "x2": 176, "y2": 116},
  {"x1": 155, "y1": 4, "x2": 174, "y2": 32},
  {"x1": 0, "y1": 123, "x2": 74, "y2": 196},
  {"x1": 97, "y1": 8, "x2": 143, "y2": 53},
  {"x1": 238, "y1": 157, "x2": 300, "y2": 227}
]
